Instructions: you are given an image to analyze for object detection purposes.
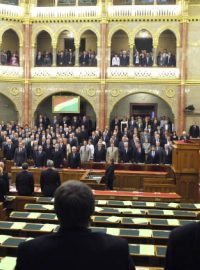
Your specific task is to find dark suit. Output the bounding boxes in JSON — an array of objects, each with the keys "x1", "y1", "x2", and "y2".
[
  {"x1": 68, "y1": 152, "x2": 81, "y2": 168},
  {"x1": 119, "y1": 148, "x2": 132, "y2": 163},
  {"x1": 133, "y1": 148, "x2": 145, "y2": 163},
  {"x1": 93, "y1": 147, "x2": 106, "y2": 162},
  {"x1": 3, "y1": 144, "x2": 15, "y2": 160},
  {"x1": 165, "y1": 222, "x2": 200, "y2": 270},
  {"x1": 14, "y1": 148, "x2": 27, "y2": 166},
  {"x1": 16, "y1": 170, "x2": 34, "y2": 196},
  {"x1": 162, "y1": 149, "x2": 172, "y2": 164},
  {"x1": 52, "y1": 149, "x2": 63, "y2": 168},
  {"x1": 146, "y1": 151, "x2": 160, "y2": 164},
  {"x1": 40, "y1": 168, "x2": 61, "y2": 197},
  {"x1": 16, "y1": 228, "x2": 135, "y2": 270},
  {"x1": 189, "y1": 125, "x2": 200, "y2": 138},
  {"x1": 34, "y1": 151, "x2": 46, "y2": 167},
  {"x1": 0, "y1": 176, "x2": 6, "y2": 202},
  {"x1": 104, "y1": 164, "x2": 115, "y2": 190}
]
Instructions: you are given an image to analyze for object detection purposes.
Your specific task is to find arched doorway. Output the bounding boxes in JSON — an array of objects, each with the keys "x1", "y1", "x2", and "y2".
[
  {"x1": 134, "y1": 29, "x2": 153, "y2": 67},
  {"x1": 35, "y1": 93, "x2": 96, "y2": 128},
  {"x1": 111, "y1": 30, "x2": 129, "y2": 66},
  {"x1": 110, "y1": 92, "x2": 174, "y2": 123},
  {"x1": 157, "y1": 30, "x2": 176, "y2": 67},
  {"x1": 57, "y1": 30, "x2": 75, "y2": 66},
  {"x1": 36, "y1": 31, "x2": 52, "y2": 66},
  {"x1": 0, "y1": 94, "x2": 18, "y2": 122},
  {"x1": 135, "y1": 29, "x2": 153, "y2": 53},
  {"x1": 1, "y1": 29, "x2": 19, "y2": 66},
  {"x1": 79, "y1": 30, "x2": 97, "y2": 66}
]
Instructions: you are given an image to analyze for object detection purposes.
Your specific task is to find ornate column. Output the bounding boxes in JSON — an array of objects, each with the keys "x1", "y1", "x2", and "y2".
[
  {"x1": 178, "y1": 19, "x2": 188, "y2": 134},
  {"x1": 97, "y1": 41, "x2": 100, "y2": 67},
  {"x1": 23, "y1": 19, "x2": 32, "y2": 126},
  {"x1": 0, "y1": 43, "x2": 2, "y2": 65},
  {"x1": 74, "y1": 42, "x2": 80, "y2": 66},
  {"x1": 176, "y1": 44, "x2": 180, "y2": 68},
  {"x1": 129, "y1": 43, "x2": 134, "y2": 66},
  {"x1": 19, "y1": 45, "x2": 23, "y2": 66},
  {"x1": 98, "y1": 11, "x2": 108, "y2": 130},
  {"x1": 153, "y1": 41, "x2": 158, "y2": 67},
  {"x1": 31, "y1": 44, "x2": 36, "y2": 67},
  {"x1": 52, "y1": 43, "x2": 57, "y2": 66}
]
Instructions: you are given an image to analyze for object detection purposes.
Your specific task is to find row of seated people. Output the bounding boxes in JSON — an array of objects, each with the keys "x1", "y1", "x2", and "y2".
[
  {"x1": 0, "y1": 115, "x2": 192, "y2": 168},
  {"x1": 0, "y1": 49, "x2": 19, "y2": 66},
  {"x1": 111, "y1": 49, "x2": 176, "y2": 67}
]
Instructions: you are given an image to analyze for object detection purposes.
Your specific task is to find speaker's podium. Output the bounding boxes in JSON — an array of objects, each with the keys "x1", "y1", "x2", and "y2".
[{"x1": 172, "y1": 140, "x2": 200, "y2": 202}]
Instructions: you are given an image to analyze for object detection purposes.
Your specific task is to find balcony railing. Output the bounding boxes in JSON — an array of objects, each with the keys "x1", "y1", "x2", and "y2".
[
  {"x1": 108, "y1": 4, "x2": 181, "y2": 17},
  {"x1": 107, "y1": 67, "x2": 180, "y2": 79},
  {"x1": 0, "y1": 3, "x2": 23, "y2": 17},
  {"x1": 0, "y1": 66, "x2": 23, "y2": 77},
  {"x1": 31, "y1": 67, "x2": 100, "y2": 78},
  {"x1": 31, "y1": 6, "x2": 101, "y2": 18}
]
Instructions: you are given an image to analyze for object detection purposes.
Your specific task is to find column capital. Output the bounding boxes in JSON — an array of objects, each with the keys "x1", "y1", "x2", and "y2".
[
  {"x1": 74, "y1": 43, "x2": 80, "y2": 49},
  {"x1": 129, "y1": 43, "x2": 135, "y2": 49},
  {"x1": 52, "y1": 43, "x2": 57, "y2": 49}
]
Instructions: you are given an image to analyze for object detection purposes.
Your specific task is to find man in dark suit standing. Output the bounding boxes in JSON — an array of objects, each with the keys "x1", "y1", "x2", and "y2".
[
  {"x1": 34, "y1": 145, "x2": 46, "y2": 167},
  {"x1": 16, "y1": 163, "x2": 34, "y2": 196},
  {"x1": 16, "y1": 180, "x2": 135, "y2": 270},
  {"x1": 189, "y1": 122, "x2": 200, "y2": 138},
  {"x1": 40, "y1": 160, "x2": 61, "y2": 197},
  {"x1": 3, "y1": 139, "x2": 15, "y2": 160},
  {"x1": 165, "y1": 221, "x2": 200, "y2": 270},
  {"x1": 68, "y1": 146, "x2": 81, "y2": 169},
  {"x1": 14, "y1": 143, "x2": 27, "y2": 166},
  {"x1": 146, "y1": 145, "x2": 160, "y2": 164},
  {"x1": 52, "y1": 143, "x2": 63, "y2": 168}
]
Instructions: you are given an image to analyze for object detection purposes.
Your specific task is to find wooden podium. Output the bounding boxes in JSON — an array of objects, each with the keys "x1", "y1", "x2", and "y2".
[{"x1": 172, "y1": 140, "x2": 200, "y2": 202}]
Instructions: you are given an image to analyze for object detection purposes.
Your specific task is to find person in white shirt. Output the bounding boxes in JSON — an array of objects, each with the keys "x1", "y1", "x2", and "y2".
[
  {"x1": 88, "y1": 139, "x2": 94, "y2": 160},
  {"x1": 112, "y1": 54, "x2": 120, "y2": 67},
  {"x1": 80, "y1": 140, "x2": 91, "y2": 163}
]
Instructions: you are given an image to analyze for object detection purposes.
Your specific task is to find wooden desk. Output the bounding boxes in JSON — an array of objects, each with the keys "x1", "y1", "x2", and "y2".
[{"x1": 11, "y1": 166, "x2": 170, "y2": 192}]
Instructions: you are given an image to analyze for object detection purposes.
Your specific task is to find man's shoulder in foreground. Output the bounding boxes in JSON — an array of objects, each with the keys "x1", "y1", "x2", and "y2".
[{"x1": 16, "y1": 229, "x2": 133, "y2": 270}]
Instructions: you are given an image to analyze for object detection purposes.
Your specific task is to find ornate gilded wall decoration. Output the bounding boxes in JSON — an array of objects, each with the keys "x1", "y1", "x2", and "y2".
[
  {"x1": 110, "y1": 89, "x2": 121, "y2": 97},
  {"x1": 86, "y1": 88, "x2": 96, "y2": 97},
  {"x1": 9, "y1": 87, "x2": 19, "y2": 96},
  {"x1": 34, "y1": 88, "x2": 44, "y2": 96},
  {"x1": 165, "y1": 88, "x2": 175, "y2": 98}
]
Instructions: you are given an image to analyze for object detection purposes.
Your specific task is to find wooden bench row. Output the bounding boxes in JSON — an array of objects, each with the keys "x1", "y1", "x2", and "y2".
[
  {"x1": 10, "y1": 211, "x2": 197, "y2": 229},
  {"x1": 24, "y1": 203, "x2": 198, "y2": 219},
  {"x1": 0, "y1": 256, "x2": 164, "y2": 270}
]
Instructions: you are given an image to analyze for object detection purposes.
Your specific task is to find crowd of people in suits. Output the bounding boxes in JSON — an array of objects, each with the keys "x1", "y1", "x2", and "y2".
[
  {"x1": 1, "y1": 115, "x2": 198, "y2": 173},
  {"x1": 35, "y1": 51, "x2": 52, "y2": 66},
  {"x1": 111, "y1": 48, "x2": 176, "y2": 67},
  {"x1": 0, "y1": 49, "x2": 19, "y2": 66},
  {"x1": 79, "y1": 50, "x2": 97, "y2": 66},
  {"x1": 157, "y1": 49, "x2": 176, "y2": 67}
]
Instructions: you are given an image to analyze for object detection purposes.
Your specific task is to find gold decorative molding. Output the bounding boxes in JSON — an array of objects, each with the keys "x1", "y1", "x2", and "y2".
[
  {"x1": 165, "y1": 88, "x2": 175, "y2": 98},
  {"x1": 110, "y1": 88, "x2": 121, "y2": 97},
  {"x1": 86, "y1": 88, "x2": 96, "y2": 97},
  {"x1": 34, "y1": 88, "x2": 44, "y2": 96},
  {"x1": 9, "y1": 87, "x2": 19, "y2": 96}
]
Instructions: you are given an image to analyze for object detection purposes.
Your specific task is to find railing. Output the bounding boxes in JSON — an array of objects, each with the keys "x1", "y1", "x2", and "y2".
[
  {"x1": 108, "y1": 4, "x2": 181, "y2": 17},
  {"x1": 31, "y1": 6, "x2": 101, "y2": 18},
  {"x1": 0, "y1": 66, "x2": 23, "y2": 77},
  {"x1": 107, "y1": 67, "x2": 180, "y2": 79},
  {"x1": 0, "y1": 3, "x2": 23, "y2": 16},
  {"x1": 31, "y1": 67, "x2": 100, "y2": 78}
]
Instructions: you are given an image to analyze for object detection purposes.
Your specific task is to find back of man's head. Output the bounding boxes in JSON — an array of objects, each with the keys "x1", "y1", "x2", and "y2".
[
  {"x1": 22, "y1": 163, "x2": 28, "y2": 170},
  {"x1": 54, "y1": 180, "x2": 94, "y2": 229},
  {"x1": 47, "y1": 159, "x2": 54, "y2": 168}
]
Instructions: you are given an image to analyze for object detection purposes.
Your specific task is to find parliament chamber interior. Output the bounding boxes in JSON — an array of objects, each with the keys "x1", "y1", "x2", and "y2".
[{"x1": 0, "y1": 0, "x2": 199, "y2": 269}]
